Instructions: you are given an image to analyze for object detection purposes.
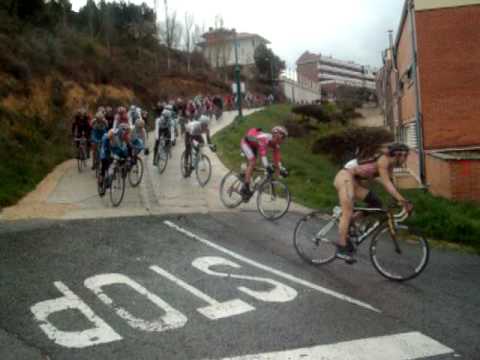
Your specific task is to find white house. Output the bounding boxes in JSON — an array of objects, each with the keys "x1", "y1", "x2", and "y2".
[{"x1": 196, "y1": 29, "x2": 270, "y2": 68}]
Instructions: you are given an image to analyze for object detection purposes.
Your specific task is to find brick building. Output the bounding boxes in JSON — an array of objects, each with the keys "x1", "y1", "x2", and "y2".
[
  {"x1": 296, "y1": 51, "x2": 377, "y2": 100},
  {"x1": 380, "y1": 0, "x2": 480, "y2": 201}
]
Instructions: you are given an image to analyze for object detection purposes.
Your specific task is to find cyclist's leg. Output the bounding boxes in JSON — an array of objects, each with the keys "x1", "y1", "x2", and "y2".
[
  {"x1": 240, "y1": 140, "x2": 256, "y2": 195},
  {"x1": 334, "y1": 170, "x2": 355, "y2": 247}
]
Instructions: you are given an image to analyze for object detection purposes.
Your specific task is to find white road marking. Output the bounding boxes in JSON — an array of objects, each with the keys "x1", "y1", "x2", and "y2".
[
  {"x1": 164, "y1": 220, "x2": 380, "y2": 312},
  {"x1": 203, "y1": 331, "x2": 454, "y2": 360},
  {"x1": 30, "y1": 281, "x2": 122, "y2": 348},
  {"x1": 150, "y1": 265, "x2": 255, "y2": 320},
  {"x1": 192, "y1": 256, "x2": 298, "y2": 303},
  {"x1": 84, "y1": 273, "x2": 187, "y2": 332}
]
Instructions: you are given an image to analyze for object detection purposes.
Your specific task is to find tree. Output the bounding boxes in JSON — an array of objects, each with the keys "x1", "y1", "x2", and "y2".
[
  {"x1": 254, "y1": 43, "x2": 285, "y2": 86},
  {"x1": 160, "y1": 0, "x2": 182, "y2": 71},
  {"x1": 183, "y1": 12, "x2": 194, "y2": 73}
]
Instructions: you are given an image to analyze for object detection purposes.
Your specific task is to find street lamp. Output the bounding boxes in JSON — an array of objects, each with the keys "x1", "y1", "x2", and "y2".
[
  {"x1": 232, "y1": 29, "x2": 243, "y2": 117},
  {"x1": 265, "y1": 55, "x2": 275, "y2": 99}
]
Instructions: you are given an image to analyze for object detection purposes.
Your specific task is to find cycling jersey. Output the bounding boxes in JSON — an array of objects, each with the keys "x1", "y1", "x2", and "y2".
[
  {"x1": 185, "y1": 120, "x2": 205, "y2": 136},
  {"x1": 241, "y1": 128, "x2": 281, "y2": 167}
]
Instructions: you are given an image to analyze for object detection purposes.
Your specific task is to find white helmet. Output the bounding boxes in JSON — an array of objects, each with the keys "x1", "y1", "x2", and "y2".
[
  {"x1": 272, "y1": 126, "x2": 288, "y2": 138},
  {"x1": 199, "y1": 115, "x2": 209, "y2": 126},
  {"x1": 119, "y1": 123, "x2": 131, "y2": 130}
]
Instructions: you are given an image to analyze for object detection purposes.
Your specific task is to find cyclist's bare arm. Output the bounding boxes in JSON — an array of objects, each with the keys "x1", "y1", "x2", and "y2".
[{"x1": 377, "y1": 156, "x2": 407, "y2": 204}]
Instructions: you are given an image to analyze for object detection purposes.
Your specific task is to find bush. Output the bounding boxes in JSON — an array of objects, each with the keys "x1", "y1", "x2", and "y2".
[
  {"x1": 312, "y1": 126, "x2": 394, "y2": 165},
  {"x1": 291, "y1": 104, "x2": 331, "y2": 123}
]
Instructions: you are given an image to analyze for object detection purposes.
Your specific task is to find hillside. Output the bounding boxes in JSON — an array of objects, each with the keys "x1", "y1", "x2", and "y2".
[{"x1": 0, "y1": 1, "x2": 230, "y2": 207}]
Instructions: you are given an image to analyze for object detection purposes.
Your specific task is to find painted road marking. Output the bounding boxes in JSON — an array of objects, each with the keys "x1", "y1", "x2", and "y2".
[
  {"x1": 192, "y1": 256, "x2": 298, "y2": 303},
  {"x1": 150, "y1": 265, "x2": 255, "y2": 320},
  {"x1": 164, "y1": 221, "x2": 380, "y2": 313},
  {"x1": 30, "y1": 281, "x2": 122, "y2": 348},
  {"x1": 203, "y1": 331, "x2": 455, "y2": 360},
  {"x1": 84, "y1": 273, "x2": 188, "y2": 332}
]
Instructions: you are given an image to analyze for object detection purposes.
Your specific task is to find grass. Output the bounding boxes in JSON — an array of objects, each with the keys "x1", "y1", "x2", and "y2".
[
  {"x1": 214, "y1": 105, "x2": 480, "y2": 254},
  {"x1": 0, "y1": 106, "x2": 71, "y2": 207}
]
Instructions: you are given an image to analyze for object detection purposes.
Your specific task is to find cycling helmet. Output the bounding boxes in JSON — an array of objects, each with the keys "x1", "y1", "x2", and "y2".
[
  {"x1": 388, "y1": 142, "x2": 409, "y2": 156},
  {"x1": 199, "y1": 115, "x2": 209, "y2": 126},
  {"x1": 119, "y1": 123, "x2": 130, "y2": 130},
  {"x1": 272, "y1": 126, "x2": 288, "y2": 138},
  {"x1": 135, "y1": 119, "x2": 145, "y2": 128}
]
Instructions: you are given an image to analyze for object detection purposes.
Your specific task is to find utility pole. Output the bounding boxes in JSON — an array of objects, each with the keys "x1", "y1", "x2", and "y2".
[{"x1": 233, "y1": 29, "x2": 243, "y2": 117}]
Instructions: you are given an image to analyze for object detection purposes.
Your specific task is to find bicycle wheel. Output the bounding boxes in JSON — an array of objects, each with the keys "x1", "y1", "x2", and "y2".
[
  {"x1": 110, "y1": 166, "x2": 126, "y2": 207},
  {"x1": 180, "y1": 150, "x2": 192, "y2": 178},
  {"x1": 128, "y1": 157, "x2": 144, "y2": 187},
  {"x1": 196, "y1": 154, "x2": 212, "y2": 187},
  {"x1": 156, "y1": 140, "x2": 169, "y2": 174},
  {"x1": 370, "y1": 224, "x2": 430, "y2": 281},
  {"x1": 219, "y1": 171, "x2": 244, "y2": 208},
  {"x1": 256, "y1": 179, "x2": 291, "y2": 220},
  {"x1": 77, "y1": 146, "x2": 86, "y2": 172},
  {"x1": 293, "y1": 211, "x2": 338, "y2": 265}
]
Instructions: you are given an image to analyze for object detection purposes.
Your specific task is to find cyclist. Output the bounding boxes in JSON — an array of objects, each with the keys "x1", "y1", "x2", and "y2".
[
  {"x1": 72, "y1": 108, "x2": 92, "y2": 158},
  {"x1": 90, "y1": 110, "x2": 109, "y2": 169},
  {"x1": 153, "y1": 105, "x2": 176, "y2": 165},
  {"x1": 239, "y1": 126, "x2": 288, "y2": 200},
  {"x1": 129, "y1": 105, "x2": 141, "y2": 126},
  {"x1": 113, "y1": 106, "x2": 131, "y2": 129},
  {"x1": 333, "y1": 142, "x2": 413, "y2": 263},
  {"x1": 105, "y1": 106, "x2": 115, "y2": 129},
  {"x1": 131, "y1": 118, "x2": 146, "y2": 158},
  {"x1": 98, "y1": 123, "x2": 131, "y2": 195},
  {"x1": 183, "y1": 115, "x2": 216, "y2": 177}
]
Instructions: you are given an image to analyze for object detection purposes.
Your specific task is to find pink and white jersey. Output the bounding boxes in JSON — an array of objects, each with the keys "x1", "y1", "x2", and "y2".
[{"x1": 242, "y1": 128, "x2": 281, "y2": 166}]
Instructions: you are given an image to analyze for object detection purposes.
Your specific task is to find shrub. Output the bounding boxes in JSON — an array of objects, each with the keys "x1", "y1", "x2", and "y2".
[
  {"x1": 291, "y1": 104, "x2": 331, "y2": 123},
  {"x1": 312, "y1": 126, "x2": 394, "y2": 165}
]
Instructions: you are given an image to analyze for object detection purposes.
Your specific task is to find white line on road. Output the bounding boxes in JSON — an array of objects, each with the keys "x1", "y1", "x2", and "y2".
[
  {"x1": 203, "y1": 331, "x2": 454, "y2": 360},
  {"x1": 164, "y1": 221, "x2": 380, "y2": 313}
]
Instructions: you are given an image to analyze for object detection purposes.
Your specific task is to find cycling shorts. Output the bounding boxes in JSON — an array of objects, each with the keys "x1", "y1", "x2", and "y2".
[{"x1": 240, "y1": 139, "x2": 258, "y2": 160}]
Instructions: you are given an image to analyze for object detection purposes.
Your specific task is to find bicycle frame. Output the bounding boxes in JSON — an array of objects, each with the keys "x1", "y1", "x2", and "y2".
[{"x1": 323, "y1": 206, "x2": 410, "y2": 248}]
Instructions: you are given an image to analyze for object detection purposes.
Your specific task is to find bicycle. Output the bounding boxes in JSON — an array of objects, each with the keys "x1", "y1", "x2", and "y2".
[
  {"x1": 127, "y1": 148, "x2": 144, "y2": 188},
  {"x1": 108, "y1": 155, "x2": 128, "y2": 207},
  {"x1": 293, "y1": 204, "x2": 430, "y2": 281},
  {"x1": 74, "y1": 136, "x2": 88, "y2": 173},
  {"x1": 154, "y1": 135, "x2": 172, "y2": 174},
  {"x1": 180, "y1": 142, "x2": 212, "y2": 187},
  {"x1": 219, "y1": 162, "x2": 291, "y2": 221}
]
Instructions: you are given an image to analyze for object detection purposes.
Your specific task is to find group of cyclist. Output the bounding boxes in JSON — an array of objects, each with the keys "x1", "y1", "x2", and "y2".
[
  {"x1": 72, "y1": 105, "x2": 148, "y2": 194},
  {"x1": 72, "y1": 97, "x2": 412, "y2": 264}
]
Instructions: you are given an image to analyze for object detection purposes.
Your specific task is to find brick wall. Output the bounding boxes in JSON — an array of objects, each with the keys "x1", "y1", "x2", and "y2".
[
  {"x1": 297, "y1": 62, "x2": 318, "y2": 83},
  {"x1": 425, "y1": 154, "x2": 452, "y2": 198},
  {"x1": 426, "y1": 154, "x2": 480, "y2": 202},
  {"x1": 416, "y1": 5, "x2": 480, "y2": 149},
  {"x1": 450, "y1": 159, "x2": 480, "y2": 201}
]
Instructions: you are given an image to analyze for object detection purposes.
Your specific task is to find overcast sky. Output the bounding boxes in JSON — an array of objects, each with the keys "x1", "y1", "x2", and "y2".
[{"x1": 70, "y1": 0, "x2": 405, "y2": 69}]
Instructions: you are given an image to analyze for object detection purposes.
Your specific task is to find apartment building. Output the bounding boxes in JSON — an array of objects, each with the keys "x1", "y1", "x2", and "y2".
[
  {"x1": 379, "y1": 0, "x2": 480, "y2": 201},
  {"x1": 197, "y1": 28, "x2": 270, "y2": 68},
  {"x1": 296, "y1": 51, "x2": 377, "y2": 98}
]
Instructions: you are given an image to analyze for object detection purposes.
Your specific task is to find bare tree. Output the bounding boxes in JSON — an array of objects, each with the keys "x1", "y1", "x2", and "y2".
[
  {"x1": 184, "y1": 12, "x2": 194, "y2": 73},
  {"x1": 161, "y1": 0, "x2": 181, "y2": 70}
]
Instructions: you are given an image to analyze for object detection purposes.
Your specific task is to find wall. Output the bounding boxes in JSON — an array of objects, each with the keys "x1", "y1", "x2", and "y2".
[
  {"x1": 416, "y1": 4, "x2": 480, "y2": 149},
  {"x1": 426, "y1": 154, "x2": 480, "y2": 201},
  {"x1": 296, "y1": 62, "x2": 318, "y2": 82},
  {"x1": 280, "y1": 78, "x2": 321, "y2": 104}
]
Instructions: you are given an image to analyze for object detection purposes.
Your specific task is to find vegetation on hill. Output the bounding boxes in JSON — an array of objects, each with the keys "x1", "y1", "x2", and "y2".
[{"x1": 0, "y1": 0, "x2": 229, "y2": 207}]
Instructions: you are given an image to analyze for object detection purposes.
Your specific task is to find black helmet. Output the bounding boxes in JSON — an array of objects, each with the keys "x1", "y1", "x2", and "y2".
[{"x1": 388, "y1": 142, "x2": 409, "y2": 156}]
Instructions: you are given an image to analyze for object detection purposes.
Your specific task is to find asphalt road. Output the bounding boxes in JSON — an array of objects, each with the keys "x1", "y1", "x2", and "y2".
[{"x1": 0, "y1": 212, "x2": 478, "y2": 360}]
